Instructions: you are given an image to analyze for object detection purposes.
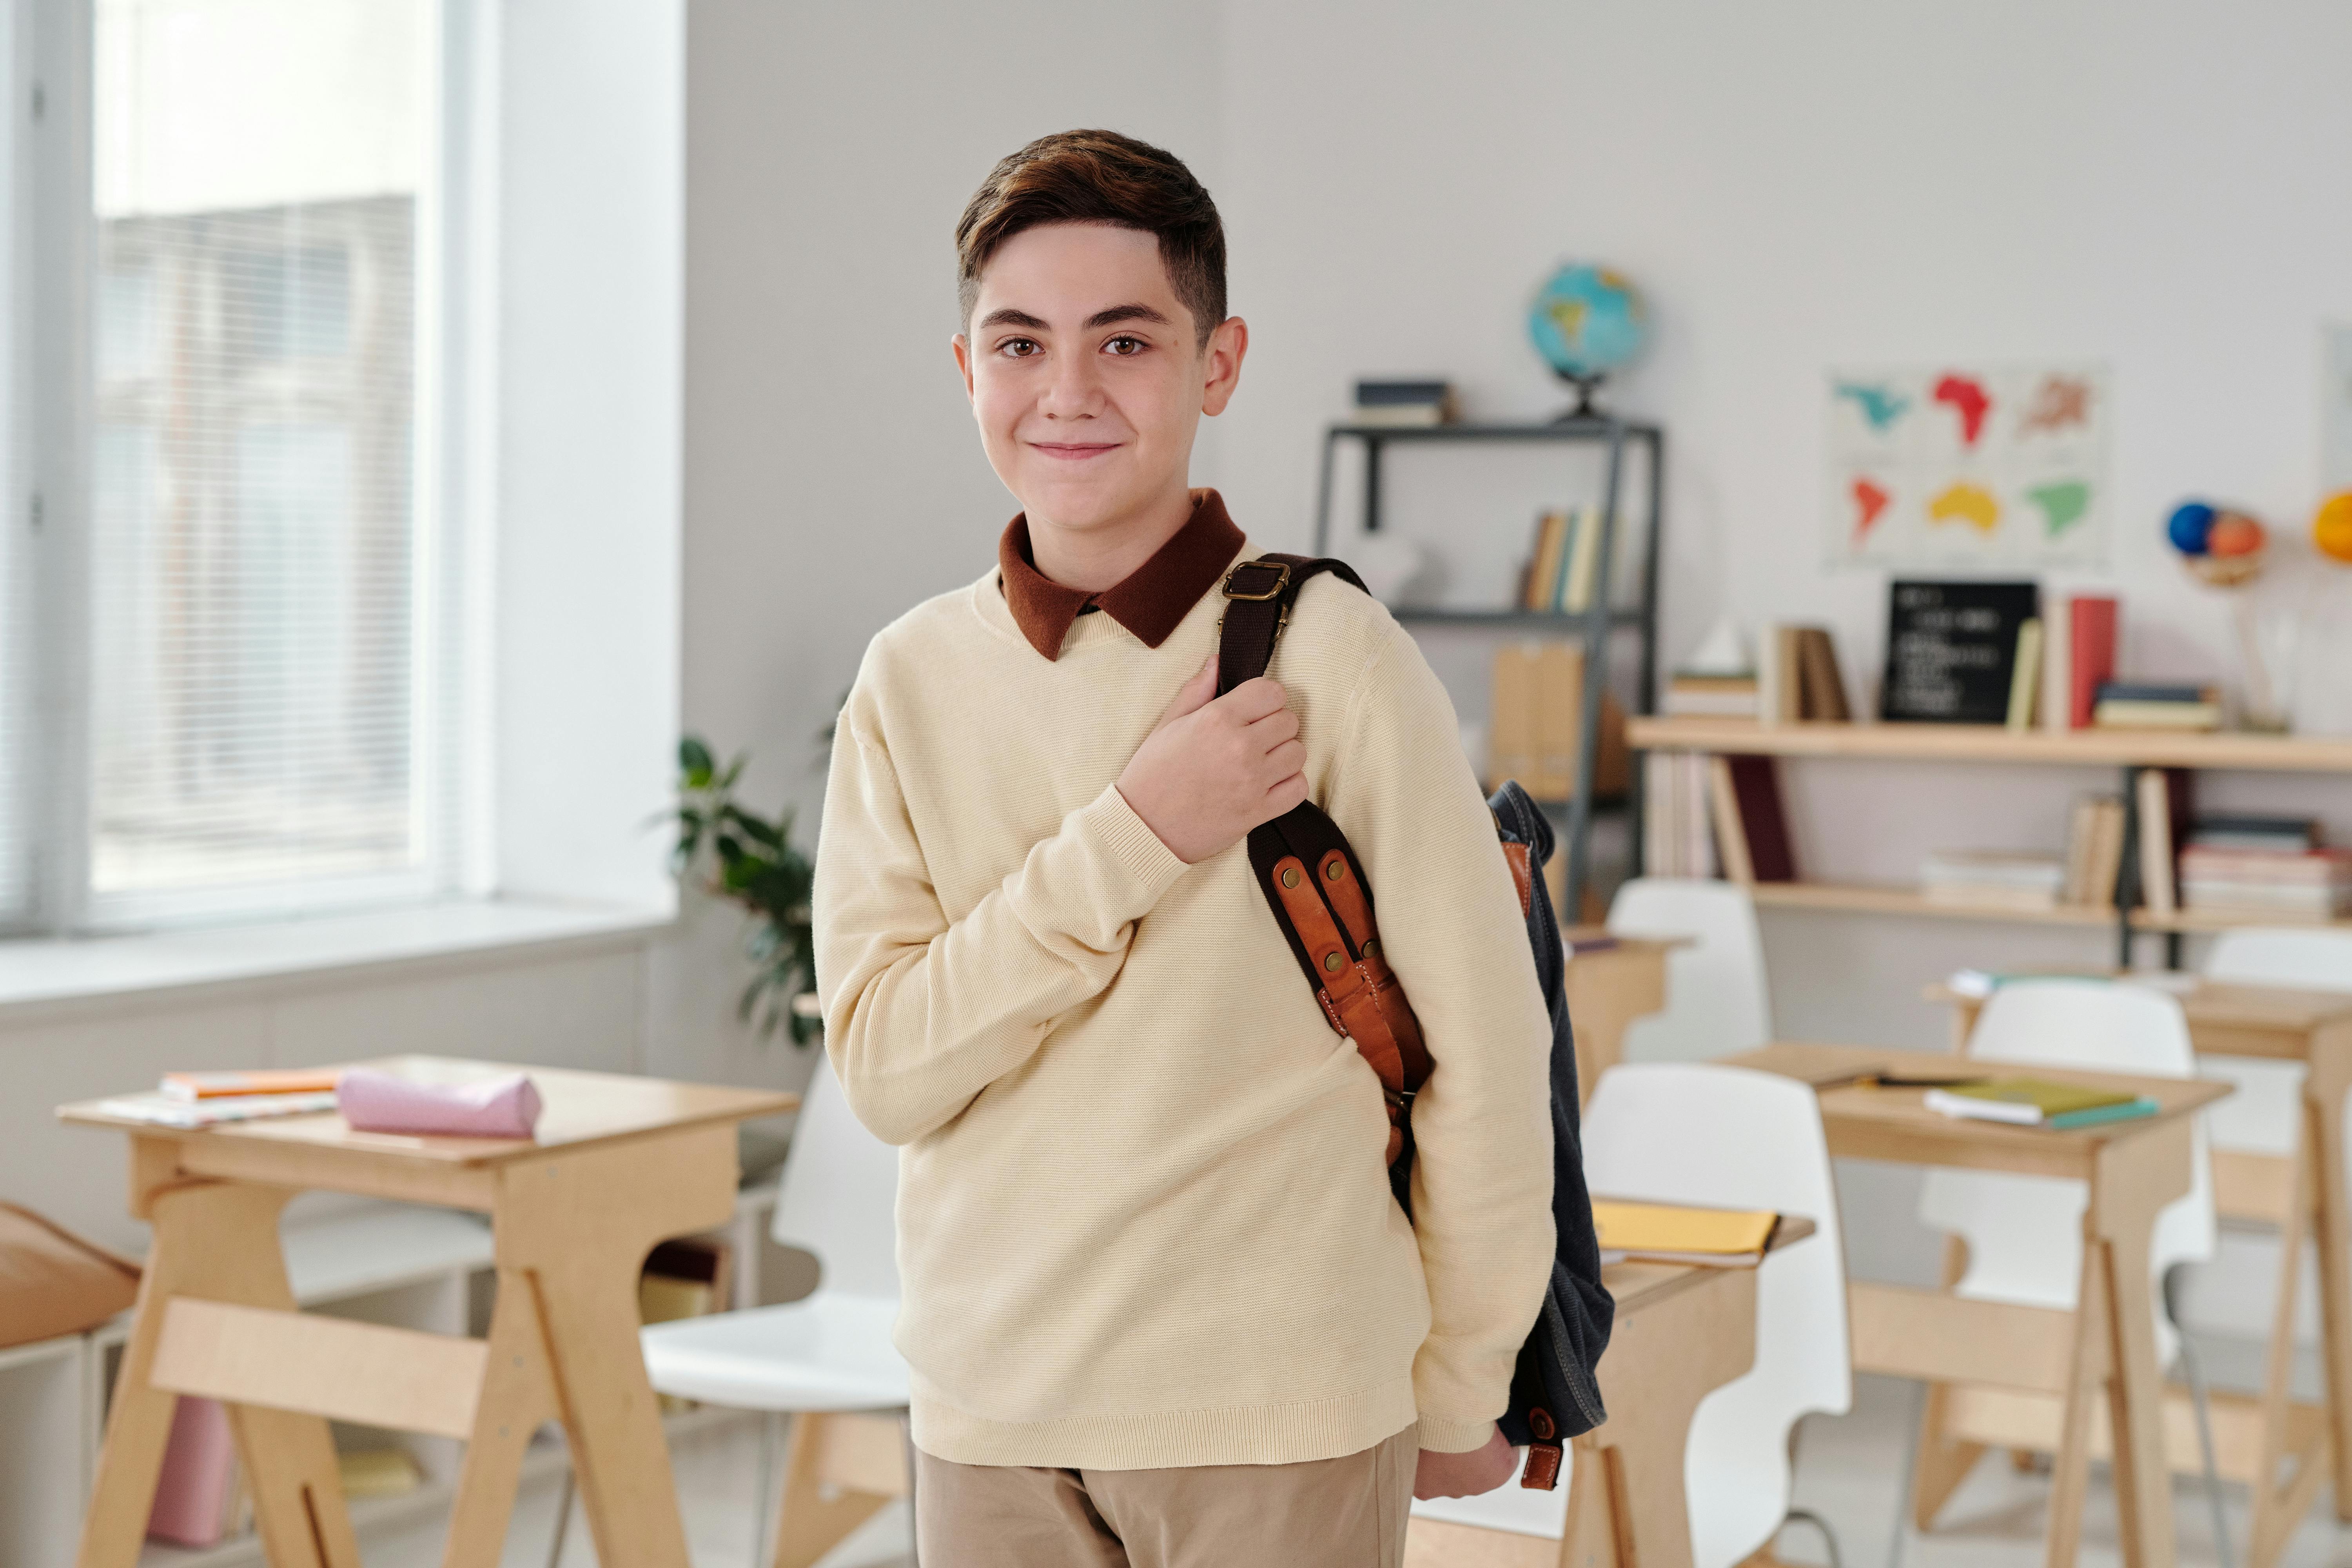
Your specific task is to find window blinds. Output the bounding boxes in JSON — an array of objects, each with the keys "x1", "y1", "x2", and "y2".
[{"x1": 87, "y1": 0, "x2": 443, "y2": 924}]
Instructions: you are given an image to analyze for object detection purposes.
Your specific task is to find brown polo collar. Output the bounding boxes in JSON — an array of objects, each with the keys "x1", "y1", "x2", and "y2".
[{"x1": 997, "y1": 489, "x2": 1245, "y2": 661}]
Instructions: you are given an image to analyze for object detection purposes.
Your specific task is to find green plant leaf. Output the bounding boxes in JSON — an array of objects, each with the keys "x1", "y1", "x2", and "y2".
[{"x1": 679, "y1": 735, "x2": 716, "y2": 788}]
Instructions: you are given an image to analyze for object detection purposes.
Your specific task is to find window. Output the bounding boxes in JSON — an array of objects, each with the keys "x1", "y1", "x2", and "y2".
[{"x1": 3, "y1": 0, "x2": 472, "y2": 933}]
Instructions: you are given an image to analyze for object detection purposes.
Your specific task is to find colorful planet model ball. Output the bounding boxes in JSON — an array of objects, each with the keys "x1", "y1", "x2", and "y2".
[
  {"x1": 1527, "y1": 264, "x2": 1647, "y2": 386},
  {"x1": 2166, "y1": 501, "x2": 2216, "y2": 555},
  {"x1": 2316, "y1": 490, "x2": 2352, "y2": 564},
  {"x1": 2207, "y1": 512, "x2": 2267, "y2": 557}
]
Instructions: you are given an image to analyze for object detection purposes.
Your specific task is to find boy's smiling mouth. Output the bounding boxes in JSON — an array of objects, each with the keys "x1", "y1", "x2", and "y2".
[{"x1": 1031, "y1": 441, "x2": 1123, "y2": 460}]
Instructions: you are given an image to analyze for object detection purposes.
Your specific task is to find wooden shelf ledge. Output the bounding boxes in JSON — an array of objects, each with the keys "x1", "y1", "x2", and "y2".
[
  {"x1": 1746, "y1": 880, "x2": 2352, "y2": 934},
  {"x1": 1626, "y1": 716, "x2": 2352, "y2": 773}
]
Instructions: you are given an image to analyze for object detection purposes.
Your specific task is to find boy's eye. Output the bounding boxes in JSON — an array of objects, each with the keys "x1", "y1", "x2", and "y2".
[
  {"x1": 1103, "y1": 335, "x2": 1147, "y2": 357},
  {"x1": 997, "y1": 338, "x2": 1041, "y2": 358}
]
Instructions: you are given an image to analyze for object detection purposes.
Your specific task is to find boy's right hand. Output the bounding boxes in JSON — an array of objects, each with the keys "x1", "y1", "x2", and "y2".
[{"x1": 1117, "y1": 657, "x2": 1307, "y2": 864}]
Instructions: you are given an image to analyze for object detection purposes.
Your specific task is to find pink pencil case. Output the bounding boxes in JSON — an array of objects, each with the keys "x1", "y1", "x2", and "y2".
[{"x1": 336, "y1": 1069, "x2": 543, "y2": 1139}]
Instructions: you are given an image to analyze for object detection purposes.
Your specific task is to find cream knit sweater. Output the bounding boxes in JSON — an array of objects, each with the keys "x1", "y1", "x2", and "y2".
[{"x1": 814, "y1": 538, "x2": 1555, "y2": 1470}]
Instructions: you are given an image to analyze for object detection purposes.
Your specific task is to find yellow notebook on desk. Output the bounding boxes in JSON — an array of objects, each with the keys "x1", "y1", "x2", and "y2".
[{"x1": 1591, "y1": 1200, "x2": 1780, "y2": 1267}]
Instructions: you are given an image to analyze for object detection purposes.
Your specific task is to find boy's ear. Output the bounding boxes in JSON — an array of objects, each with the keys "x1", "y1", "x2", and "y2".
[
  {"x1": 952, "y1": 334, "x2": 976, "y2": 401},
  {"x1": 1200, "y1": 316, "x2": 1248, "y2": 418}
]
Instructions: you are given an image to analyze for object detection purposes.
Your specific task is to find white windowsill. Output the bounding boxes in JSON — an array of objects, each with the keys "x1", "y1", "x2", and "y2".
[{"x1": 0, "y1": 898, "x2": 675, "y2": 1022}]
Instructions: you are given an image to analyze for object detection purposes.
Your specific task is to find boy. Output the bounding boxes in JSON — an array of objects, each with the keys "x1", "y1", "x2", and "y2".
[{"x1": 814, "y1": 129, "x2": 1554, "y2": 1566}]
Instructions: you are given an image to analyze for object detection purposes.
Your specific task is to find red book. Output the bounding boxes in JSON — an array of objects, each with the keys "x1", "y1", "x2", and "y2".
[
  {"x1": 2067, "y1": 596, "x2": 2118, "y2": 730},
  {"x1": 1728, "y1": 755, "x2": 1798, "y2": 882}
]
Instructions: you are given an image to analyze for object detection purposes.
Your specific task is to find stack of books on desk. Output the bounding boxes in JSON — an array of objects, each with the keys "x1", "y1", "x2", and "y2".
[
  {"x1": 2181, "y1": 815, "x2": 2352, "y2": 918},
  {"x1": 1926, "y1": 1078, "x2": 2158, "y2": 1131},
  {"x1": 2092, "y1": 681, "x2": 2221, "y2": 731},
  {"x1": 1921, "y1": 849, "x2": 2067, "y2": 909},
  {"x1": 96, "y1": 1068, "x2": 343, "y2": 1128}
]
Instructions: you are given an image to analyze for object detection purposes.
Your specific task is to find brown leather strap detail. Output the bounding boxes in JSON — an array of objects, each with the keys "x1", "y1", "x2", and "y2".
[
  {"x1": 1215, "y1": 554, "x2": 1368, "y2": 697},
  {"x1": 1501, "y1": 841, "x2": 1534, "y2": 918},
  {"x1": 1315, "y1": 849, "x2": 1375, "y2": 951}
]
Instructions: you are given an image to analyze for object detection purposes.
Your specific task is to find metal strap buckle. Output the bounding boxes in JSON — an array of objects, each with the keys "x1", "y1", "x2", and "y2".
[{"x1": 1221, "y1": 560, "x2": 1291, "y2": 601}]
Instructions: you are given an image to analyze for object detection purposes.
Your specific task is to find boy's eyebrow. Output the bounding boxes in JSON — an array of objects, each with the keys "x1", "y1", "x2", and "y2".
[
  {"x1": 977, "y1": 307, "x2": 1050, "y2": 331},
  {"x1": 1085, "y1": 303, "x2": 1170, "y2": 329}
]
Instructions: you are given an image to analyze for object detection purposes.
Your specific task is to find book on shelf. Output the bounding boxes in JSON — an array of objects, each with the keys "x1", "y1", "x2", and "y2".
[
  {"x1": 2180, "y1": 845, "x2": 2352, "y2": 918},
  {"x1": 1882, "y1": 581, "x2": 2040, "y2": 724},
  {"x1": 1926, "y1": 1078, "x2": 2158, "y2": 1131},
  {"x1": 1706, "y1": 754, "x2": 1797, "y2": 884},
  {"x1": 1353, "y1": 379, "x2": 1457, "y2": 426},
  {"x1": 1758, "y1": 624, "x2": 1849, "y2": 724},
  {"x1": 2062, "y1": 795, "x2": 2128, "y2": 907},
  {"x1": 2133, "y1": 768, "x2": 2194, "y2": 916},
  {"x1": 1486, "y1": 642, "x2": 1629, "y2": 801},
  {"x1": 1590, "y1": 1198, "x2": 1780, "y2": 1267},
  {"x1": 2094, "y1": 682, "x2": 2220, "y2": 731},
  {"x1": 1664, "y1": 671, "x2": 1760, "y2": 718},
  {"x1": 1523, "y1": 510, "x2": 1570, "y2": 612},
  {"x1": 2005, "y1": 618, "x2": 2043, "y2": 730},
  {"x1": 2190, "y1": 814, "x2": 2321, "y2": 853},
  {"x1": 1644, "y1": 751, "x2": 1719, "y2": 879},
  {"x1": 2067, "y1": 595, "x2": 2119, "y2": 729},
  {"x1": 339, "y1": 1446, "x2": 425, "y2": 1499},
  {"x1": 1920, "y1": 850, "x2": 2066, "y2": 910},
  {"x1": 1559, "y1": 503, "x2": 1606, "y2": 613},
  {"x1": 149, "y1": 1396, "x2": 243, "y2": 1548},
  {"x1": 640, "y1": 1235, "x2": 734, "y2": 1414},
  {"x1": 2041, "y1": 595, "x2": 2071, "y2": 733}
]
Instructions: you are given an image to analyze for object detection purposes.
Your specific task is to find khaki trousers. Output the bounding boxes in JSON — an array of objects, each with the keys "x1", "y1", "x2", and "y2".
[{"x1": 913, "y1": 1425, "x2": 1418, "y2": 1568}]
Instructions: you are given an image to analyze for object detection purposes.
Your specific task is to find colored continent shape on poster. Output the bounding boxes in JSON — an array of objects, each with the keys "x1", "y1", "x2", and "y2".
[
  {"x1": 1932, "y1": 374, "x2": 1992, "y2": 446},
  {"x1": 2027, "y1": 480, "x2": 2091, "y2": 535},
  {"x1": 1850, "y1": 477, "x2": 1891, "y2": 541},
  {"x1": 2020, "y1": 375, "x2": 2092, "y2": 436},
  {"x1": 1835, "y1": 382, "x2": 1909, "y2": 432},
  {"x1": 1928, "y1": 481, "x2": 2000, "y2": 534}
]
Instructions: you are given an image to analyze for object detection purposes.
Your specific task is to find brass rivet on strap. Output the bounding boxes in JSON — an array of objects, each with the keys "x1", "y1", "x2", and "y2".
[
  {"x1": 1363, "y1": 938, "x2": 1378, "y2": 956},
  {"x1": 1325, "y1": 860, "x2": 1345, "y2": 882},
  {"x1": 1280, "y1": 866, "x2": 1299, "y2": 889},
  {"x1": 1322, "y1": 951, "x2": 1343, "y2": 973}
]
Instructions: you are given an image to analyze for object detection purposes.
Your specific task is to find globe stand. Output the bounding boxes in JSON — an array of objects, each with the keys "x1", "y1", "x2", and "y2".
[{"x1": 1550, "y1": 371, "x2": 1606, "y2": 422}]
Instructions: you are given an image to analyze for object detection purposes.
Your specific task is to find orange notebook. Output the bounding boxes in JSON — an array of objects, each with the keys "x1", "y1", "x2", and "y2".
[{"x1": 160, "y1": 1069, "x2": 341, "y2": 1102}]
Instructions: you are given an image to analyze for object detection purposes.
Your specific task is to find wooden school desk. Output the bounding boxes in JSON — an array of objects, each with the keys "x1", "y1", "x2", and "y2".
[
  {"x1": 1559, "y1": 927, "x2": 1688, "y2": 1110},
  {"x1": 1931, "y1": 975, "x2": 2352, "y2": 1566},
  {"x1": 1405, "y1": 1219, "x2": 1818, "y2": 1568},
  {"x1": 1726, "y1": 1042, "x2": 2230, "y2": 1568},
  {"x1": 59, "y1": 1056, "x2": 796, "y2": 1568}
]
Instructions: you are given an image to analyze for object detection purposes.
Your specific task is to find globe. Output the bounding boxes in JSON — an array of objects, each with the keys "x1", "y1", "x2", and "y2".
[{"x1": 1528, "y1": 263, "x2": 1647, "y2": 414}]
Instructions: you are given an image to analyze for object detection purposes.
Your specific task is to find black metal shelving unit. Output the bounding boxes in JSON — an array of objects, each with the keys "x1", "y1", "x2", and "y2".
[{"x1": 1311, "y1": 416, "x2": 1666, "y2": 918}]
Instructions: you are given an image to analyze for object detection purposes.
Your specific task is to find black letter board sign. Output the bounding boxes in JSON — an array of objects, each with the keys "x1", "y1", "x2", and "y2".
[{"x1": 1880, "y1": 580, "x2": 2039, "y2": 724}]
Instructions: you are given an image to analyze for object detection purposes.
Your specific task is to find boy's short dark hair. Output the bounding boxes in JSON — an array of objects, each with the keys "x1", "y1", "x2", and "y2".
[{"x1": 956, "y1": 129, "x2": 1226, "y2": 347}]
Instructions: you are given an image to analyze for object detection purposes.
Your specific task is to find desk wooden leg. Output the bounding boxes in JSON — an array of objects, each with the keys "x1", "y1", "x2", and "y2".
[
  {"x1": 486, "y1": 1126, "x2": 739, "y2": 1568},
  {"x1": 78, "y1": 1175, "x2": 361, "y2": 1568},
  {"x1": 441, "y1": 1268, "x2": 562, "y2": 1568},
  {"x1": 1909, "y1": 1239, "x2": 1984, "y2": 1529},
  {"x1": 2093, "y1": 1124, "x2": 2189, "y2": 1568},
  {"x1": 2247, "y1": 1107, "x2": 2323, "y2": 1568},
  {"x1": 2043, "y1": 1236, "x2": 2109, "y2": 1568},
  {"x1": 2302, "y1": 1028, "x2": 2352, "y2": 1520}
]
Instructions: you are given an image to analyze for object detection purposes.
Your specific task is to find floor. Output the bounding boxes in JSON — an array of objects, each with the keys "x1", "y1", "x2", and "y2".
[{"x1": 358, "y1": 1366, "x2": 2352, "y2": 1568}]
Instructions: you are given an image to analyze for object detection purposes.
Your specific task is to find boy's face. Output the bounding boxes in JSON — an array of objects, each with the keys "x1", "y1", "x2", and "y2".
[{"x1": 955, "y1": 223, "x2": 1245, "y2": 536}]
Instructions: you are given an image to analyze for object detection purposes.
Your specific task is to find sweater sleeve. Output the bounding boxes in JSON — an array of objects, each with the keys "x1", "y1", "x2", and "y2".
[
  {"x1": 814, "y1": 711, "x2": 1191, "y2": 1146},
  {"x1": 1324, "y1": 623, "x2": 1556, "y2": 1454}
]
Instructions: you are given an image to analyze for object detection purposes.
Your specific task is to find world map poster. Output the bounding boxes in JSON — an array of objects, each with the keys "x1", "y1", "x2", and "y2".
[{"x1": 1825, "y1": 362, "x2": 2111, "y2": 568}]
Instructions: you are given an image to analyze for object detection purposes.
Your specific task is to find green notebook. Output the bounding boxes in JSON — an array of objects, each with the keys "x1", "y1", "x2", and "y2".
[{"x1": 1924, "y1": 1077, "x2": 2158, "y2": 1131}]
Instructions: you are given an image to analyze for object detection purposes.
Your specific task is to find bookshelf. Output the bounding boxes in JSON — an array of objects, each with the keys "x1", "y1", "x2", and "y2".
[
  {"x1": 1627, "y1": 715, "x2": 2352, "y2": 963},
  {"x1": 1316, "y1": 416, "x2": 1666, "y2": 916}
]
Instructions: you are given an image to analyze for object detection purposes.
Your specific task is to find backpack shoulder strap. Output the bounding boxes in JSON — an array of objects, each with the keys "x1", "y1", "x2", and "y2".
[
  {"x1": 1214, "y1": 554, "x2": 1367, "y2": 696},
  {"x1": 1215, "y1": 555, "x2": 1431, "y2": 1167}
]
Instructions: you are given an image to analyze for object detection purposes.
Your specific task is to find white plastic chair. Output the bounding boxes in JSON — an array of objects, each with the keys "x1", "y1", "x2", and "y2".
[
  {"x1": 1412, "y1": 1063, "x2": 1851, "y2": 1568},
  {"x1": 1911, "y1": 980, "x2": 2224, "y2": 1556},
  {"x1": 628, "y1": 1053, "x2": 910, "y2": 1567},
  {"x1": 2198, "y1": 929, "x2": 2352, "y2": 1161},
  {"x1": 1606, "y1": 877, "x2": 1773, "y2": 1062}
]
